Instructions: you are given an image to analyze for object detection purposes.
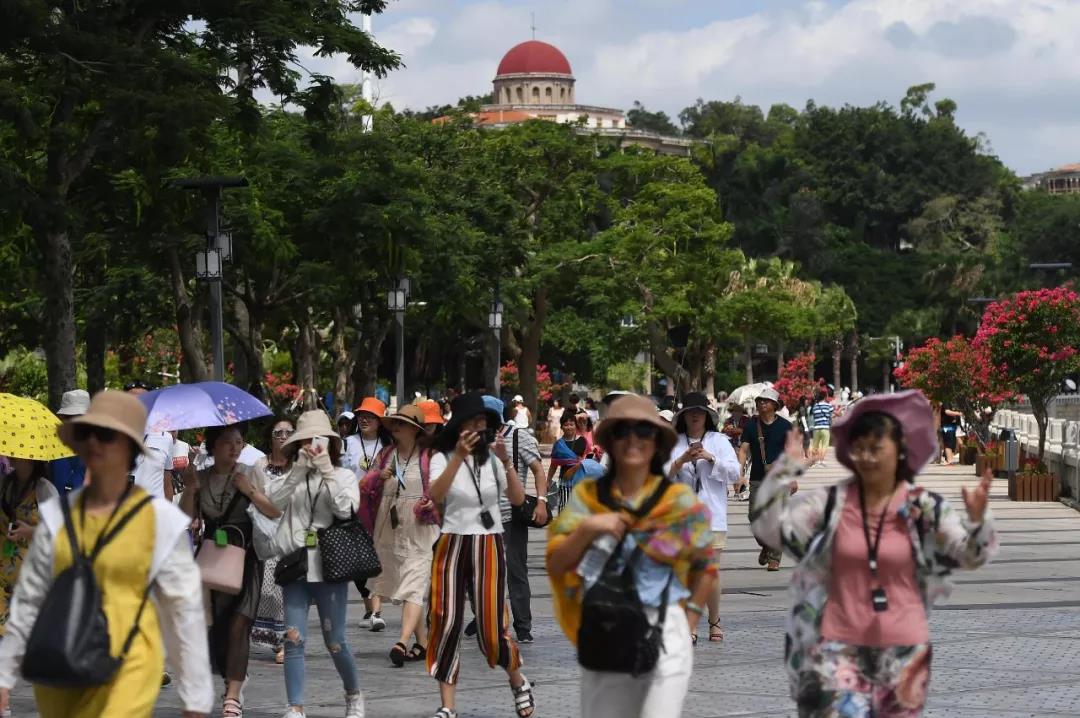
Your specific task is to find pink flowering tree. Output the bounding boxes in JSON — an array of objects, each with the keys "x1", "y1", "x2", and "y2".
[
  {"x1": 974, "y1": 286, "x2": 1080, "y2": 461},
  {"x1": 894, "y1": 335, "x2": 1012, "y2": 444}
]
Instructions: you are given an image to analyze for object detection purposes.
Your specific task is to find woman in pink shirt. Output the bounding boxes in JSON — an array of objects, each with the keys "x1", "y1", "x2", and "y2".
[{"x1": 750, "y1": 390, "x2": 997, "y2": 718}]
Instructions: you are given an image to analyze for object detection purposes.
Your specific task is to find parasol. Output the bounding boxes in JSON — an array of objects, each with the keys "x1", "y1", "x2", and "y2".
[
  {"x1": 0, "y1": 393, "x2": 75, "y2": 461},
  {"x1": 138, "y1": 382, "x2": 272, "y2": 432}
]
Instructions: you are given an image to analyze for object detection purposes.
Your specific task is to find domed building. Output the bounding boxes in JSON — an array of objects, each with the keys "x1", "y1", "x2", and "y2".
[{"x1": 464, "y1": 39, "x2": 692, "y2": 156}]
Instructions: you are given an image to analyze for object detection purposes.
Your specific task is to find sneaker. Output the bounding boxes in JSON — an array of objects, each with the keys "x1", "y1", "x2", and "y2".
[
  {"x1": 516, "y1": 631, "x2": 534, "y2": 644},
  {"x1": 161, "y1": 672, "x2": 172, "y2": 688},
  {"x1": 282, "y1": 709, "x2": 305, "y2": 718},
  {"x1": 345, "y1": 690, "x2": 365, "y2": 718},
  {"x1": 358, "y1": 611, "x2": 372, "y2": 630},
  {"x1": 369, "y1": 612, "x2": 386, "y2": 632}
]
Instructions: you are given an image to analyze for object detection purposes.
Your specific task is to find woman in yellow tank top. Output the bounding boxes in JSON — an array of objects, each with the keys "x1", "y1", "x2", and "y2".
[{"x1": 0, "y1": 391, "x2": 213, "y2": 717}]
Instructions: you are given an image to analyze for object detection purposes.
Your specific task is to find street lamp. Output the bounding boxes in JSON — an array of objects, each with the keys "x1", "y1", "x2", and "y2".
[
  {"x1": 489, "y1": 297, "x2": 504, "y2": 394},
  {"x1": 1029, "y1": 262, "x2": 1072, "y2": 271},
  {"x1": 174, "y1": 176, "x2": 248, "y2": 382},
  {"x1": 388, "y1": 278, "x2": 409, "y2": 410}
]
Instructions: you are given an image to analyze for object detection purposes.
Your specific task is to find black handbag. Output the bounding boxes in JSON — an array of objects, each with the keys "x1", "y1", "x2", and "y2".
[
  {"x1": 22, "y1": 491, "x2": 153, "y2": 687},
  {"x1": 317, "y1": 518, "x2": 381, "y2": 583},
  {"x1": 273, "y1": 546, "x2": 309, "y2": 586},
  {"x1": 575, "y1": 476, "x2": 672, "y2": 677},
  {"x1": 511, "y1": 495, "x2": 551, "y2": 528}
]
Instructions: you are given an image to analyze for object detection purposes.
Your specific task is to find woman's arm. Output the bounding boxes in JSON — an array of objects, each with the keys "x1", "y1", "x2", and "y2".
[
  {"x1": 154, "y1": 535, "x2": 214, "y2": 715},
  {"x1": 933, "y1": 467, "x2": 998, "y2": 569},
  {"x1": 0, "y1": 522, "x2": 55, "y2": 690},
  {"x1": 178, "y1": 471, "x2": 199, "y2": 518},
  {"x1": 502, "y1": 461, "x2": 525, "y2": 507},
  {"x1": 683, "y1": 569, "x2": 717, "y2": 624},
  {"x1": 547, "y1": 510, "x2": 629, "y2": 576},
  {"x1": 238, "y1": 465, "x2": 282, "y2": 519},
  {"x1": 268, "y1": 456, "x2": 309, "y2": 510}
]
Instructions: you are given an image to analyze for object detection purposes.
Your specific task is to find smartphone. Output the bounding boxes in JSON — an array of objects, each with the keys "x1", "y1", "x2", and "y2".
[
  {"x1": 689, "y1": 441, "x2": 703, "y2": 450},
  {"x1": 312, "y1": 435, "x2": 330, "y2": 452},
  {"x1": 483, "y1": 428, "x2": 498, "y2": 445}
]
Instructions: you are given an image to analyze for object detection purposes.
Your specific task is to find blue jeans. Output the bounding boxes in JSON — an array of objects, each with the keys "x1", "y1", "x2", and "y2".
[{"x1": 282, "y1": 580, "x2": 359, "y2": 706}]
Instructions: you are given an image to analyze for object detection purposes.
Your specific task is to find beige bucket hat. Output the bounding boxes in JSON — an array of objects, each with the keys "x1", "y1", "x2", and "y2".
[{"x1": 58, "y1": 390, "x2": 149, "y2": 453}]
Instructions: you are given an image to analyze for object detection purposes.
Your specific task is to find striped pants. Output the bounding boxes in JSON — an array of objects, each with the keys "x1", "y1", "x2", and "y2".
[{"x1": 426, "y1": 533, "x2": 523, "y2": 685}]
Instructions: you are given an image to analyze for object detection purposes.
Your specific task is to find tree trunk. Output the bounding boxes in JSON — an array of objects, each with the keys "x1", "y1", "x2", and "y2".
[
  {"x1": 744, "y1": 334, "x2": 754, "y2": 385},
  {"x1": 832, "y1": 337, "x2": 843, "y2": 391},
  {"x1": 808, "y1": 339, "x2": 818, "y2": 382},
  {"x1": 84, "y1": 312, "x2": 107, "y2": 395},
  {"x1": 702, "y1": 339, "x2": 717, "y2": 398},
  {"x1": 848, "y1": 335, "x2": 859, "y2": 394},
  {"x1": 167, "y1": 247, "x2": 210, "y2": 383},
  {"x1": 351, "y1": 316, "x2": 392, "y2": 403},
  {"x1": 295, "y1": 315, "x2": 317, "y2": 411},
  {"x1": 776, "y1": 338, "x2": 786, "y2": 370},
  {"x1": 518, "y1": 286, "x2": 548, "y2": 416},
  {"x1": 644, "y1": 322, "x2": 692, "y2": 395},
  {"x1": 882, "y1": 361, "x2": 890, "y2": 393},
  {"x1": 38, "y1": 229, "x2": 77, "y2": 409},
  {"x1": 330, "y1": 307, "x2": 355, "y2": 414},
  {"x1": 1033, "y1": 401, "x2": 1049, "y2": 463}
]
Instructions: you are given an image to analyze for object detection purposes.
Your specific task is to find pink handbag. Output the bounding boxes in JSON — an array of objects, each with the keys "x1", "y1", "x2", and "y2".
[{"x1": 195, "y1": 526, "x2": 246, "y2": 595}]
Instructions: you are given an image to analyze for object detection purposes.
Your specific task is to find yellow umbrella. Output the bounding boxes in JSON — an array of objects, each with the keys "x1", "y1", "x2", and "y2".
[{"x1": 0, "y1": 393, "x2": 75, "y2": 461}]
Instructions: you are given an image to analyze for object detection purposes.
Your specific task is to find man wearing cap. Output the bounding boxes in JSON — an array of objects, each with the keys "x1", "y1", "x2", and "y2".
[
  {"x1": 126, "y1": 383, "x2": 176, "y2": 502},
  {"x1": 49, "y1": 389, "x2": 91, "y2": 493},
  {"x1": 736, "y1": 387, "x2": 795, "y2": 571},
  {"x1": 510, "y1": 395, "x2": 532, "y2": 433},
  {"x1": 484, "y1": 395, "x2": 548, "y2": 644}
]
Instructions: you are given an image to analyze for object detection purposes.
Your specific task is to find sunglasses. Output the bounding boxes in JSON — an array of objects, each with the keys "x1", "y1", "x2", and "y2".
[
  {"x1": 73, "y1": 425, "x2": 120, "y2": 444},
  {"x1": 272, "y1": 429, "x2": 294, "y2": 439},
  {"x1": 610, "y1": 421, "x2": 659, "y2": 441}
]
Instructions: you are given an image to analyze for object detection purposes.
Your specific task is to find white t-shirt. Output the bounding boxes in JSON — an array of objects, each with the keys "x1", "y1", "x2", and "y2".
[
  {"x1": 343, "y1": 435, "x2": 384, "y2": 477},
  {"x1": 664, "y1": 431, "x2": 740, "y2": 532},
  {"x1": 430, "y1": 451, "x2": 507, "y2": 535},
  {"x1": 132, "y1": 431, "x2": 174, "y2": 499},
  {"x1": 238, "y1": 444, "x2": 266, "y2": 466}
]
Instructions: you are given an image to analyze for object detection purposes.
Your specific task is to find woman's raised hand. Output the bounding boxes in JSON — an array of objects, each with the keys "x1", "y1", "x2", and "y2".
[{"x1": 962, "y1": 464, "x2": 993, "y2": 524}]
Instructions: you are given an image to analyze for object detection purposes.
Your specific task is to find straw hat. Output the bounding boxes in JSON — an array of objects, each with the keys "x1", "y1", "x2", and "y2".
[
  {"x1": 594, "y1": 394, "x2": 677, "y2": 457},
  {"x1": 56, "y1": 389, "x2": 91, "y2": 417},
  {"x1": 356, "y1": 397, "x2": 386, "y2": 418},
  {"x1": 416, "y1": 400, "x2": 444, "y2": 426},
  {"x1": 381, "y1": 404, "x2": 427, "y2": 432},
  {"x1": 283, "y1": 410, "x2": 342, "y2": 451},
  {"x1": 58, "y1": 391, "x2": 149, "y2": 454}
]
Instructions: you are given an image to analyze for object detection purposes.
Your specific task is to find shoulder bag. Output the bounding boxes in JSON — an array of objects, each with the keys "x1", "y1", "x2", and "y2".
[
  {"x1": 755, "y1": 418, "x2": 772, "y2": 473},
  {"x1": 22, "y1": 490, "x2": 153, "y2": 687},
  {"x1": 317, "y1": 517, "x2": 381, "y2": 583},
  {"x1": 274, "y1": 476, "x2": 323, "y2": 586},
  {"x1": 194, "y1": 480, "x2": 248, "y2": 595},
  {"x1": 576, "y1": 476, "x2": 673, "y2": 676}
]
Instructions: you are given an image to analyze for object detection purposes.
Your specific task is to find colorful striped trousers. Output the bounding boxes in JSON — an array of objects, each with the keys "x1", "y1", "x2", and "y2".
[{"x1": 426, "y1": 532, "x2": 523, "y2": 684}]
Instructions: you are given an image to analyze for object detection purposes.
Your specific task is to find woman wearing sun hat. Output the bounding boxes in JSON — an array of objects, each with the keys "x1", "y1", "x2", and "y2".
[
  {"x1": 0, "y1": 390, "x2": 213, "y2": 718},
  {"x1": 424, "y1": 392, "x2": 532, "y2": 718},
  {"x1": 749, "y1": 389, "x2": 998, "y2": 717},
  {"x1": 359, "y1": 404, "x2": 441, "y2": 668},
  {"x1": 0, "y1": 455, "x2": 59, "y2": 636},
  {"x1": 268, "y1": 409, "x2": 364, "y2": 718},
  {"x1": 547, "y1": 394, "x2": 716, "y2": 718},
  {"x1": 666, "y1": 391, "x2": 740, "y2": 645},
  {"x1": 416, "y1": 400, "x2": 445, "y2": 448}
]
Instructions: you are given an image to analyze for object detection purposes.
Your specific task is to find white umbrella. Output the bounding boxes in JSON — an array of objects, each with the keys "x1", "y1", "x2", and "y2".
[{"x1": 726, "y1": 382, "x2": 772, "y2": 411}]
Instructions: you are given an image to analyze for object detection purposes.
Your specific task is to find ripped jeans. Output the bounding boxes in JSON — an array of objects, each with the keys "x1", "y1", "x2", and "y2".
[{"x1": 282, "y1": 580, "x2": 360, "y2": 706}]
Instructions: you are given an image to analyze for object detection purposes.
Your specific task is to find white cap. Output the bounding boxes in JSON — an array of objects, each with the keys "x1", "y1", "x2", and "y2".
[
  {"x1": 513, "y1": 395, "x2": 524, "y2": 403},
  {"x1": 658, "y1": 409, "x2": 675, "y2": 423},
  {"x1": 757, "y1": 387, "x2": 782, "y2": 404},
  {"x1": 338, "y1": 411, "x2": 355, "y2": 421},
  {"x1": 57, "y1": 389, "x2": 91, "y2": 417}
]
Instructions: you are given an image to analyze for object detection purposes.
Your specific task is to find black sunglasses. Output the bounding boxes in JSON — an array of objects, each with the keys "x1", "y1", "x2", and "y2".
[
  {"x1": 610, "y1": 421, "x2": 659, "y2": 441},
  {"x1": 73, "y1": 425, "x2": 120, "y2": 444}
]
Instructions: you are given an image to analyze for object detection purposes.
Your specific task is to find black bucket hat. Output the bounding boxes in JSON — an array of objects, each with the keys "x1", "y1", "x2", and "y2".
[{"x1": 674, "y1": 392, "x2": 720, "y2": 435}]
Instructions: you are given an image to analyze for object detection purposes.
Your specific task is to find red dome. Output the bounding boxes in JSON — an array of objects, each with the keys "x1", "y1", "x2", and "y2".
[{"x1": 496, "y1": 40, "x2": 573, "y2": 76}]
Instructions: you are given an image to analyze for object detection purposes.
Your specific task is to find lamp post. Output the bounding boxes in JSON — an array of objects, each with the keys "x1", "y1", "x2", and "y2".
[
  {"x1": 174, "y1": 176, "x2": 248, "y2": 382},
  {"x1": 488, "y1": 292, "x2": 504, "y2": 395},
  {"x1": 388, "y1": 277, "x2": 409, "y2": 410}
]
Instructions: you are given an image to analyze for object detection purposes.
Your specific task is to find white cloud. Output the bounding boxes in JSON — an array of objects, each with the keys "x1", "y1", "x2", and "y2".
[{"x1": 302, "y1": 0, "x2": 1080, "y2": 174}]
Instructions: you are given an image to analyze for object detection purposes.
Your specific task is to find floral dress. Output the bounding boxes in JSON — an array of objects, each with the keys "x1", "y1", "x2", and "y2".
[
  {"x1": 749, "y1": 456, "x2": 998, "y2": 717},
  {"x1": 0, "y1": 476, "x2": 55, "y2": 635}
]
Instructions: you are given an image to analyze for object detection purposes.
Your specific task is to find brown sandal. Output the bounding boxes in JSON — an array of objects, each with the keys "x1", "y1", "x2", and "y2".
[
  {"x1": 405, "y1": 642, "x2": 427, "y2": 662},
  {"x1": 709, "y1": 619, "x2": 724, "y2": 642},
  {"x1": 389, "y1": 641, "x2": 408, "y2": 667}
]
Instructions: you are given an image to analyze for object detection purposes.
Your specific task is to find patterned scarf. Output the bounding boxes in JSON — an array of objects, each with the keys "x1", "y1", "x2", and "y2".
[{"x1": 546, "y1": 474, "x2": 716, "y2": 645}]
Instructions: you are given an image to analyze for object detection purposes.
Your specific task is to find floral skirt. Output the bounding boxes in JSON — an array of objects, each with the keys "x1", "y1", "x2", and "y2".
[
  {"x1": 251, "y1": 557, "x2": 285, "y2": 650},
  {"x1": 796, "y1": 640, "x2": 932, "y2": 718}
]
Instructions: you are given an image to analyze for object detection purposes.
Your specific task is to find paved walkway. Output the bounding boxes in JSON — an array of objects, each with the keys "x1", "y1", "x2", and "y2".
[{"x1": 10, "y1": 454, "x2": 1080, "y2": 716}]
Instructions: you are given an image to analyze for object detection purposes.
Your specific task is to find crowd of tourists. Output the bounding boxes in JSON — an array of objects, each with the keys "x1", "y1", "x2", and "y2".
[{"x1": 0, "y1": 378, "x2": 997, "y2": 718}]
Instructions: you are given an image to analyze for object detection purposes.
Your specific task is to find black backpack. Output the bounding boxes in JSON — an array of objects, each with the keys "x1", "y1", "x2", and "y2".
[
  {"x1": 577, "y1": 476, "x2": 672, "y2": 676},
  {"x1": 21, "y1": 490, "x2": 153, "y2": 687}
]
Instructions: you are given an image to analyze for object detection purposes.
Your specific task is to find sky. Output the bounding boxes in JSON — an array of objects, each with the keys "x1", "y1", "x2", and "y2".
[{"x1": 305, "y1": 0, "x2": 1080, "y2": 176}]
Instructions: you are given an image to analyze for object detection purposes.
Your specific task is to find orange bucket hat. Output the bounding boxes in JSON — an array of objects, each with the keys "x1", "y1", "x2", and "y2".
[
  {"x1": 416, "y1": 400, "x2": 444, "y2": 426},
  {"x1": 356, "y1": 397, "x2": 386, "y2": 418}
]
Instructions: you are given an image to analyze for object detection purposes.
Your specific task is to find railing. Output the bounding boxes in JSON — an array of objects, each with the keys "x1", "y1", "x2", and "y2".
[
  {"x1": 991, "y1": 408, "x2": 1080, "y2": 503},
  {"x1": 1005, "y1": 394, "x2": 1080, "y2": 420}
]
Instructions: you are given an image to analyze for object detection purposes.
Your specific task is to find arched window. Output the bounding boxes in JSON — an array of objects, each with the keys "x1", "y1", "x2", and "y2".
[
  {"x1": 516, "y1": 86, "x2": 524, "y2": 102},
  {"x1": 531, "y1": 86, "x2": 540, "y2": 102},
  {"x1": 545, "y1": 86, "x2": 553, "y2": 103},
  {"x1": 505, "y1": 87, "x2": 512, "y2": 103},
  {"x1": 560, "y1": 87, "x2": 566, "y2": 101}
]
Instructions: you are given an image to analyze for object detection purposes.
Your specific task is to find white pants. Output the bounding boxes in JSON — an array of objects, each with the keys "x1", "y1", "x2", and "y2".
[{"x1": 580, "y1": 606, "x2": 693, "y2": 718}]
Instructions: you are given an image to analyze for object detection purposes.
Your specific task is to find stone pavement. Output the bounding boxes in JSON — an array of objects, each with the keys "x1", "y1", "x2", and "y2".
[{"x1": 10, "y1": 453, "x2": 1080, "y2": 717}]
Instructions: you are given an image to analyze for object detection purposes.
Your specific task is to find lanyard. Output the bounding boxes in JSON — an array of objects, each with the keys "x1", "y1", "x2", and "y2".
[
  {"x1": 207, "y1": 472, "x2": 234, "y2": 515},
  {"x1": 464, "y1": 457, "x2": 485, "y2": 508},
  {"x1": 857, "y1": 482, "x2": 896, "y2": 576},
  {"x1": 394, "y1": 448, "x2": 415, "y2": 496}
]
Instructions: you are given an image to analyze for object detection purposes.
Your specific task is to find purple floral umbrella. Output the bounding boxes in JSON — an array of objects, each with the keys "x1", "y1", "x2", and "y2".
[{"x1": 137, "y1": 382, "x2": 272, "y2": 432}]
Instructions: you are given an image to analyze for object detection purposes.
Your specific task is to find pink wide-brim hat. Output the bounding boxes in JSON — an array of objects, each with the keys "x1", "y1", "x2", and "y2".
[{"x1": 833, "y1": 389, "x2": 938, "y2": 475}]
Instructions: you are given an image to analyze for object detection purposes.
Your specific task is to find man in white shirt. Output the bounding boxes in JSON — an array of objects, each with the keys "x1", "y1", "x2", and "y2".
[{"x1": 126, "y1": 382, "x2": 176, "y2": 500}]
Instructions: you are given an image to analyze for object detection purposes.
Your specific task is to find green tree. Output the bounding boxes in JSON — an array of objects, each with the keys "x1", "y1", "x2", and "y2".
[{"x1": 626, "y1": 101, "x2": 679, "y2": 135}]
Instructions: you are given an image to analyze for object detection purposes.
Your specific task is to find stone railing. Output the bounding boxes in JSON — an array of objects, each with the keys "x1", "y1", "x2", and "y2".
[{"x1": 991, "y1": 409, "x2": 1080, "y2": 502}]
